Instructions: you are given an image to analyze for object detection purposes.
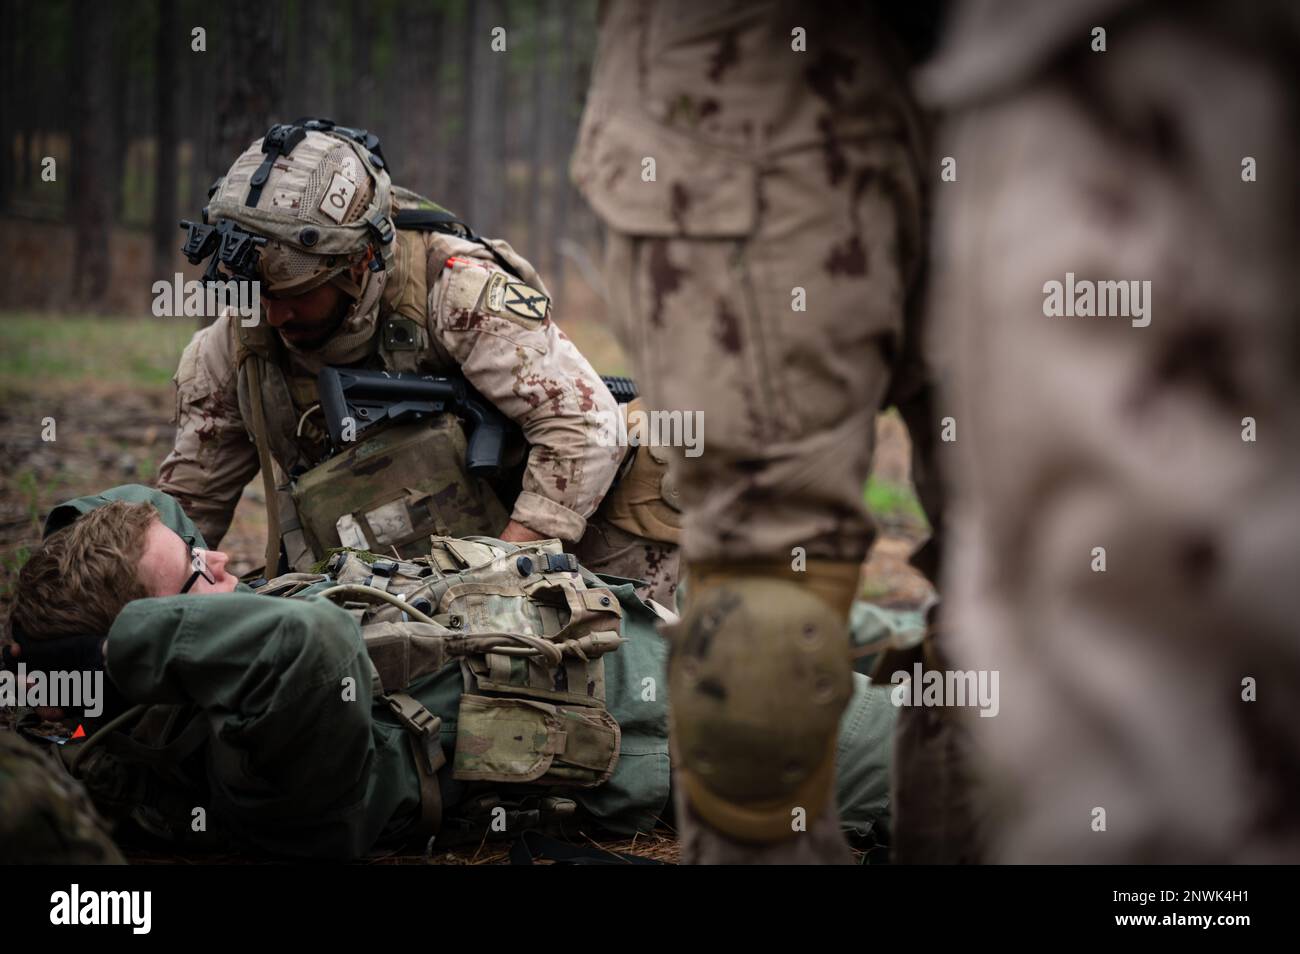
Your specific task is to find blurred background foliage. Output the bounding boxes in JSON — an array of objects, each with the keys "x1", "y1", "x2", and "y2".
[{"x1": 0, "y1": 0, "x2": 602, "y2": 315}]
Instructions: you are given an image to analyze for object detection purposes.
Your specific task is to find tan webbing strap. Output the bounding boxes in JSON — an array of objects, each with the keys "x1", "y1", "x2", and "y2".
[
  {"x1": 243, "y1": 355, "x2": 283, "y2": 576},
  {"x1": 385, "y1": 691, "x2": 445, "y2": 838}
]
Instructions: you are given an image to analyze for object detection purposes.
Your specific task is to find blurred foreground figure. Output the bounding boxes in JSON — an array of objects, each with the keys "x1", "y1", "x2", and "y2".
[
  {"x1": 574, "y1": 1, "x2": 931, "y2": 863},
  {"x1": 0, "y1": 730, "x2": 123, "y2": 864},
  {"x1": 923, "y1": 0, "x2": 1300, "y2": 861}
]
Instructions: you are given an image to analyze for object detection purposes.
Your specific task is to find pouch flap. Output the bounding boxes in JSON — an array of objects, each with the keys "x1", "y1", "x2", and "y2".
[
  {"x1": 452, "y1": 693, "x2": 620, "y2": 787},
  {"x1": 453, "y1": 694, "x2": 563, "y2": 783}
]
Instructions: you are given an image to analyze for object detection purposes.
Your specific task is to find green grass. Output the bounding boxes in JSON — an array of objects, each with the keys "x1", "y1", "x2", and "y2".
[
  {"x1": 16, "y1": 469, "x2": 43, "y2": 524},
  {"x1": 0, "y1": 313, "x2": 196, "y2": 390},
  {"x1": 0, "y1": 545, "x2": 32, "y2": 599},
  {"x1": 864, "y1": 475, "x2": 928, "y2": 530}
]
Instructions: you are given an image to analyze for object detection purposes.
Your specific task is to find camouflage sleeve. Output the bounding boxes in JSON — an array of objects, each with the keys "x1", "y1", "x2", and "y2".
[
  {"x1": 156, "y1": 318, "x2": 258, "y2": 547},
  {"x1": 427, "y1": 244, "x2": 622, "y2": 542}
]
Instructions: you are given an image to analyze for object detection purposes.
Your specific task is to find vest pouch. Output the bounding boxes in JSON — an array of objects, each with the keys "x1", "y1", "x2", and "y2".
[
  {"x1": 440, "y1": 571, "x2": 624, "y2": 708},
  {"x1": 452, "y1": 693, "x2": 620, "y2": 787},
  {"x1": 361, "y1": 620, "x2": 454, "y2": 692},
  {"x1": 291, "y1": 416, "x2": 509, "y2": 561}
]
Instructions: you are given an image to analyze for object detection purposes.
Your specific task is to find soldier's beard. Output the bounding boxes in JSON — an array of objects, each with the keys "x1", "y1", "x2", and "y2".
[
  {"x1": 276, "y1": 294, "x2": 353, "y2": 350},
  {"x1": 281, "y1": 267, "x2": 388, "y2": 370}
]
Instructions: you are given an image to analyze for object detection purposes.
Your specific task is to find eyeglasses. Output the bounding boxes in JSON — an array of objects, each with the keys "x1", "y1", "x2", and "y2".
[{"x1": 180, "y1": 536, "x2": 216, "y2": 594}]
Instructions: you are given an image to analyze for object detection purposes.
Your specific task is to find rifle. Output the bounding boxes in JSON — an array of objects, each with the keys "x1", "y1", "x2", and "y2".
[{"x1": 317, "y1": 367, "x2": 637, "y2": 478}]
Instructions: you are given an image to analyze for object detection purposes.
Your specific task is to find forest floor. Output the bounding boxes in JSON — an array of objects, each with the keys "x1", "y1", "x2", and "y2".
[{"x1": 0, "y1": 311, "x2": 932, "y2": 864}]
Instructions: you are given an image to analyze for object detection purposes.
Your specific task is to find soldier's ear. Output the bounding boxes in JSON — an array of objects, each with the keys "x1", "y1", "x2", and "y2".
[{"x1": 351, "y1": 248, "x2": 375, "y2": 281}]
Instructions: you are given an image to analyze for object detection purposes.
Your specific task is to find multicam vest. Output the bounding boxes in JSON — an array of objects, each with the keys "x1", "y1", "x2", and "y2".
[{"x1": 63, "y1": 536, "x2": 628, "y2": 849}]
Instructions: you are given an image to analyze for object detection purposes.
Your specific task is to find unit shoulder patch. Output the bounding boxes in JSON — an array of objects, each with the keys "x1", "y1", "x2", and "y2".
[
  {"x1": 478, "y1": 270, "x2": 550, "y2": 325},
  {"x1": 498, "y1": 279, "x2": 551, "y2": 323},
  {"x1": 440, "y1": 258, "x2": 552, "y2": 331}
]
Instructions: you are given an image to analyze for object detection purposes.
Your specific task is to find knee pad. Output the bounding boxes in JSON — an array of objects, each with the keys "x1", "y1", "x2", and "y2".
[{"x1": 668, "y1": 568, "x2": 856, "y2": 844}]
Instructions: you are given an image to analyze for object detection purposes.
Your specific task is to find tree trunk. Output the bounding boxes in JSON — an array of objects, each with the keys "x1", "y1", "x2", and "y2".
[
  {"x1": 293, "y1": 0, "x2": 332, "y2": 119},
  {"x1": 432, "y1": 0, "x2": 463, "y2": 204},
  {"x1": 527, "y1": 0, "x2": 552, "y2": 272},
  {"x1": 205, "y1": 0, "x2": 283, "y2": 327},
  {"x1": 16, "y1": 3, "x2": 33, "y2": 195},
  {"x1": 109, "y1": 10, "x2": 131, "y2": 221},
  {"x1": 397, "y1": 1, "x2": 440, "y2": 196},
  {"x1": 70, "y1": 1, "x2": 114, "y2": 306},
  {"x1": 153, "y1": 0, "x2": 179, "y2": 279},
  {"x1": 338, "y1": 0, "x2": 375, "y2": 125},
  {"x1": 0, "y1": 0, "x2": 15, "y2": 211},
  {"x1": 456, "y1": 1, "x2": 476, "y2": 214},
  {"x1": 213, "y1": 0, "x2": 284, "y2": 170},
  {"x1": 467, "y1": 0, "x2": 505, "y2": 235},
  {"x1": 549, "y1": 0, "x2": 577, "y2": 306}
]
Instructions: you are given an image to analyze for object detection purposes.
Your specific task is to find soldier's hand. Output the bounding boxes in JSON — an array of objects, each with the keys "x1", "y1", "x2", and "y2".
[{"x1": 499, "y1": 519, "x2": 546, "y2": 543}]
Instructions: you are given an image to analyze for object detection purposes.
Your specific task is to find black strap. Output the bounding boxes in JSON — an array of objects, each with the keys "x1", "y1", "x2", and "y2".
[
  {"x1": 392, "y1": 209, "x2": 464, "y2": 233},
  {"x1": 246, "y1": 123, "x2": 308, "y2": 208},
  {"x1": 508, "y1": 830, "x2": 664, "y2": 865},
  {"x1": 392, "y1": 209, "x2": 523, "y2": 281}
]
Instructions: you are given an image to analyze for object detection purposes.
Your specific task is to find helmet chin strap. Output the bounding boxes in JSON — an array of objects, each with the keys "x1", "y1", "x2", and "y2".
[
  {"x1": 328, "y1": 269, "x2": 364, "y2": 300},
  {"x1": 326, "y1": 247, "x2": 376, "y2": 300}
]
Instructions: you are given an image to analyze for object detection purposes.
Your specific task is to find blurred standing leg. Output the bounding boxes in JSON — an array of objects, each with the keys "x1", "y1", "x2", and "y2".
[
  {"x1": 923, "y1": 0, "x2": 1300, "y2": 861},
  {"x1": 574, "y1": 0, "x2": 927, "y2": 863}
]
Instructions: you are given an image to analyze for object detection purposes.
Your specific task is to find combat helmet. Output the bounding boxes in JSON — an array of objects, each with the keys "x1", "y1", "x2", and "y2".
[{"x1": 181, "y1": 119, "x2": 396, "y2": 301}]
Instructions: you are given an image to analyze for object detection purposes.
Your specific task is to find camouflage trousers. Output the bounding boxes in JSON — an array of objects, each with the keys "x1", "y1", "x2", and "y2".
[
  {"x1": 930, "y1": 12, "x2": 1300, "y2": 862},
  {"x1": 600, "y1": 135, "x2": 921, "y2": 566},
  {"x1": 574, "y1": 515, "x2": 680, "y2": 609},
  {"x1": 601, "y1": 135, "x2": 924, "y2": 862}
]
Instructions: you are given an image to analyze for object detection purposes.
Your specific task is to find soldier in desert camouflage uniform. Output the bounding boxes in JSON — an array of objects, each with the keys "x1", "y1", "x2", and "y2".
[
  {"x1": 922, "y1": 0, "x2": 1300, "y2": 861},
  {"x1": 158, "y1": 122, "x2": 680, "y2": 607},
  {"x1": 572, "y1": 1, "x2": 929, "y2": 862}
]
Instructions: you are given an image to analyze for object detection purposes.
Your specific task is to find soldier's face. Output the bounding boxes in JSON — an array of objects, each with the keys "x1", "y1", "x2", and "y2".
[
  {"x1": 137, "y1": 520, "x2": 238, "y2": 596},
  {"x1": 261, "y1": 281, "x2": 352, "y2": 349}
]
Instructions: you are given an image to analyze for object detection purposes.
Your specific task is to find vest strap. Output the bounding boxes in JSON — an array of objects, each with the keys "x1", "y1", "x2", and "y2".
[
  {"x1": 392, "y1": 208, "x2": 523, "y2": 280},
  {"x1": 243, "y1": 354, "x2": 283, "y2": 576},
  {"x1": 385, "y1": 690, "x2": 445, "y2": 838}
]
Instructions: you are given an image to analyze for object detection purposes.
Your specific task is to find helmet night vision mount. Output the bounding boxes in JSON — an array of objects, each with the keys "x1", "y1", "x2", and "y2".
[{"x1": 179, "y1": 218, "x2": 268, "y2": 285}]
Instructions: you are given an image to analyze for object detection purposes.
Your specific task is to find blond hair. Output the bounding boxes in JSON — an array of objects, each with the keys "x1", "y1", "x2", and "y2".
[{"x1": 8, "y1": 501, "x2": 157, "y2": 640}]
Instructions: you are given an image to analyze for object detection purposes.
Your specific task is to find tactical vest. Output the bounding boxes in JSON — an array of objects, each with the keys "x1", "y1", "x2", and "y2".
[
  {"x1": 61, "y1": 536, "x2": 626, "y2": 851},
  {"x1": 235, "y1": 187, "x2": 550, "y2": 571}
]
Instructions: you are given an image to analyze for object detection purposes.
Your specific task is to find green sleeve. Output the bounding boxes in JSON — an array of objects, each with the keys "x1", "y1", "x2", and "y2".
[{"x1": 106, "y1": 592, "x2": 417, "y2": 859}]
